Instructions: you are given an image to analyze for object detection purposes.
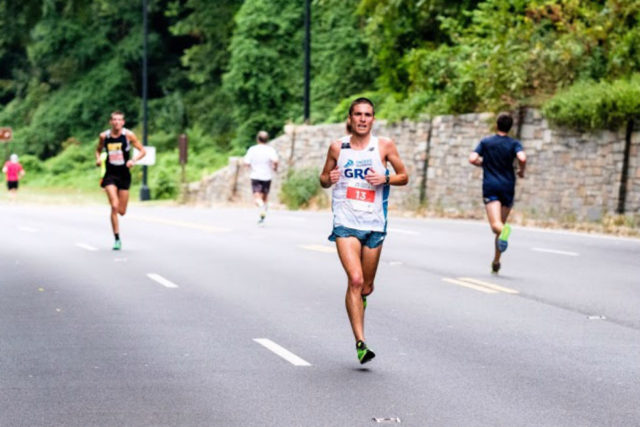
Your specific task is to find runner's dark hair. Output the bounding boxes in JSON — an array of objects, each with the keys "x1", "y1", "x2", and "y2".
[{"x1": 496, "y1": 113, "x2": 513, "y2": 133}]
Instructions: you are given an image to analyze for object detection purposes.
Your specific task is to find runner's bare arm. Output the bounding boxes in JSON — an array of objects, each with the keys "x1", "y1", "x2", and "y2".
[
  {"x1": 319, "y1": 141, "x2": 341, "y2": 188},
  {"x1": 375, "y1": 138, "x2": 408, "y2": 186},
  {"x1": 516, "y1": 150, "x2": 526, "y2": 178},
  {"x1": 469, "y1": 152, "x2": 482, "y2": 166},
  {"x1": 127, "y1": 133, "x2": 146, "y2": 167},
  {"x1": 95, "y1": 133, "x2": 105, "y2": 166}
]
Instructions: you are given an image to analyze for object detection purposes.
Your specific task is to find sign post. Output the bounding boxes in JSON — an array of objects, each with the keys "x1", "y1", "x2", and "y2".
[
  {"x1": 0, "y1": 127, "x2": 13, "y2": 160},
  {"x1": 179, "y1": 133, "x2": 188, "y2": 186}
]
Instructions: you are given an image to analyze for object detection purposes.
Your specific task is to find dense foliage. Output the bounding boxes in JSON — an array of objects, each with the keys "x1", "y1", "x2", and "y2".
[
  {"x1": 1, "y1": 0, "x2": 639, "y2": 186},
  {"x1": 279, "y1": 168, "x2": 322, "y2": 210},
  {"x1": 542, "y1": 75, "x2": 640, "y2": 130}
]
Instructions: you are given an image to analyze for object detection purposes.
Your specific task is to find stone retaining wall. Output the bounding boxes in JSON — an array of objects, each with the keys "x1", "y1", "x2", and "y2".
[{"x1": 184, "y1": 109, "x2": 640, "y2": 221}]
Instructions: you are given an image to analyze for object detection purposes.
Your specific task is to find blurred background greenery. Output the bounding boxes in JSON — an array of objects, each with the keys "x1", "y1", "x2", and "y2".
[{"x1": 1, "y1": 0, "x2": 639, "y2": 200}]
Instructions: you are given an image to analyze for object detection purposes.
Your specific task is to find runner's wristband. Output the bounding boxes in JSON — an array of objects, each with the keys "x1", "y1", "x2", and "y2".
[{"x1": 385, "y1": 175, "x2": 390, "y2": 185}]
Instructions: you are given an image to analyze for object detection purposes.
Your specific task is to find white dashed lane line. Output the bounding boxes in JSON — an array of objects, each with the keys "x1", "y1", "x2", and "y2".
[
  {"x1": 129, "y1": 215, "x2": 232, "y2": 233},
  {"x1": 531, "y1": 247, "x2": 579, "y2": 256},
  {"x1": 253, "y1": 338, "x2": 311, "y2": 367},
  {"x1": 147, "y1": 273, "x2": 179, "y2": 289},
  {"x1": 299, "y1": 244, "x2": 336, "y2": 253},
  {"x1": 387, "y1": 227, "x2": 420, "y2": 236},
  {"x1": 76, "y1": 243, "x2": 98, "y2": 252},
  {"x1": 442, "y1": 277, "x2": 519, "y2": 295}
]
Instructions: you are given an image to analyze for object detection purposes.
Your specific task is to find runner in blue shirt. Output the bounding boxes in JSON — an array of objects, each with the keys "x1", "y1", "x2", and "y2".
[{"x1": 469, "y1": 113, "x2": 526, "y2": 273}]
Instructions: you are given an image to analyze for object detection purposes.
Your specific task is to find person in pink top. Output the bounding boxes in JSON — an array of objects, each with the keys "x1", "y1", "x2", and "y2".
[{"x1": 2, "y1": 154, "x2": 25, "y2": 199}]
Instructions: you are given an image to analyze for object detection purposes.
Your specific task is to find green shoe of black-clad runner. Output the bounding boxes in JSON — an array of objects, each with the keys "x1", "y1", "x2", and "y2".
[
  {"x1": 356, "y1": 340, "x2": 375, "y2": 364},
  {"x1": 113, "y1": 239, "x2": 122, "y2": 251}
]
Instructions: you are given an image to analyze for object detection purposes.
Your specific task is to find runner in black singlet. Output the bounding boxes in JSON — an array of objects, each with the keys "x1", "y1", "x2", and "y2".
[{"x1": 95, "y1": 111, "x2": 146, "y2": 250}]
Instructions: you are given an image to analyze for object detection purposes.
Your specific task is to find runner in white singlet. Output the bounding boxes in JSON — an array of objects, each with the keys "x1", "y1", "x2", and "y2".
[
  {"x1": 331, "y1": 134, "x2": 389, "y2": 233},
  {"x1": 319, "y1": 97, "x2": 409, "y2": 364}
]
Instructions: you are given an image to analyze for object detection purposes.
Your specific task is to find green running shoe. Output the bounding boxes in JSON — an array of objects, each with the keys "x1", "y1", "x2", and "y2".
[
  {"x1": 356, "y1": 340, "x2": 375, "y2": 364},
  {"x1": 113, "y1": 239, "x2": 122, "y2": 251},
  {"x1": 362, "y1": 295, "x2": 367, "y2": 310},
  {"x1": 497, "y1": 223, "x2": 511, "y2": 252}
]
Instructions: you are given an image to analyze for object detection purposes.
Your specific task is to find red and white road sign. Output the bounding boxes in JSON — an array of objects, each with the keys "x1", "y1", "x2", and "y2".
[{"x1": 0, "y1": 127, "x2": 12, "y2": 142}]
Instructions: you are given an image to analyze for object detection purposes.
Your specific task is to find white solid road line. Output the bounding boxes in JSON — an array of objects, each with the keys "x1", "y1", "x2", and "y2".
[
  {"x1": 531, "y1": 247, "x2": 579, "y2": 256},
  {"x1": 253, "y1": 338, "x2": 311, "y2": 367},
  {"x1": 75, "y1": 243, "x2": 98, "y2": 252},
  {"x1": 147, "y1": 273, "x2": 179, "y2": 289}
]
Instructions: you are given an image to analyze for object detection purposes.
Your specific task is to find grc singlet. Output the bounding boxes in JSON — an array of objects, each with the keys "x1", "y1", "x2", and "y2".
[{"x1": 331, "y1": 135, "x2": 389, "y2": 232}]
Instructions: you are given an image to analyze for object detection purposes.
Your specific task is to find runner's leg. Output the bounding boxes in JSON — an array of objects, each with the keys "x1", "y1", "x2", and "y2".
[
  {"x1": 262, "y1": 191, "x2": 268, "y2": 214},
  {"x1": 485, "y1": 201, "x2": 503, "y2": 264},
  {"x1": 117, "y1": 189, "x2": 130, "y2": 216},
  {"x1": 498, "y1": 204, "x2": 512, "y2": 259},
  {"x1": 253, "y1": 192, "x2": 264, "y2": 208},
  {"x1": 336, "y1": 237, "x2": 366, "y2": 342},
  {"x1": 105, "y1": 185, "x2": 120, "y2": 235},
  {"x1": 361, "y1": 244, "x2": 383, "y2": 298}
]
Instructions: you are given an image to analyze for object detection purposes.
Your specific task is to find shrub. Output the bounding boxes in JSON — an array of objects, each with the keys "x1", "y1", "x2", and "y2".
[
  {"x1": 279, "y1": 168, "x2": 321, "y2": 210},
  {"x1": 16, "y1": 154, "x2": 43, "y2": 175},
  {"x1": 151, "y1": 167, "x2": 179, "y2": 200},
  {"x1": 543, "y1": 75, "x2": 640, "y2": 130},
  {"x1": 46, "y1": 143, "x2": 92, "y2": 175}
]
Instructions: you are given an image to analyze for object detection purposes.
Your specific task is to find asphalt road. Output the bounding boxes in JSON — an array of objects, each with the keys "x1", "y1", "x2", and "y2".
[{"x1": 1, "y1": 202, "x2": 639, "y2": 427}]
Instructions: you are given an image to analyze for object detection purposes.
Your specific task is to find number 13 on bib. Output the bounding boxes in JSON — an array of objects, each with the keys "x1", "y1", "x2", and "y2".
[{"x1": 346, "y1": 183, "x2": 376, "y2": 212}]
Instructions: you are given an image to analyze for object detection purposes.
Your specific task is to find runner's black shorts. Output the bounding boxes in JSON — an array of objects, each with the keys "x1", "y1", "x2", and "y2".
[
  {"x1": 251, "y1": 179, "x2": 271, "y2": 195},
  {"x1": 482, "y1": 184, "x2": 515, "y2": 208},
  {"x1": 7, "y1": 181, "x2": 18, "y2": 190},
  {"x1": 101, "y1": 171, "x2": 131, "y2": 190}
]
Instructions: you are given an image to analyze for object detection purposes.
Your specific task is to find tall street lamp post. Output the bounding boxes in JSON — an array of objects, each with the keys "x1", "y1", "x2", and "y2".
[
  {"x1": 303, "y1": 0, "x2": 311, "y2": 123},
  {"x1": 140, "y1": 0, "x2": 151, "y2": 201}
]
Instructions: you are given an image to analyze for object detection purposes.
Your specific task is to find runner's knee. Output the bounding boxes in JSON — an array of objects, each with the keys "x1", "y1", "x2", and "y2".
[
  {"x1": 348, "y1": 274, "x2": 364, "y2": 291},
  {"x1": 490, "y1": 221, "x2": 502, "y2": 234}
]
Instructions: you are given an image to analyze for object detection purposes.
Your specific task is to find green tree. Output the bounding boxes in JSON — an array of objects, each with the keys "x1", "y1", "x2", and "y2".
[
  {"x1": 0, "y1": 0, "x2": 41, "y2": 102},
  {"x1": 357, "y1": 0, "x2": 480, "y2": 95},
  {"x1": 167, "y1": 0, "x2": 243, "y2": 146},
  {"x1": 310, "y1": 0, "x2": 375, "y2": 122},
  {"x1": 223, "y1": 0, "x2": 304, "y2": 150}
]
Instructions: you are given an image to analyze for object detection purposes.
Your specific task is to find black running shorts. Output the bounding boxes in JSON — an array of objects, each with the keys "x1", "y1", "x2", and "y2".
[
  {"x1": 101, "y1": 171, "x2": 131, "y2": 190},
  {"x1": 251, "y1": 179, "x2": 271, "y2": 195}
]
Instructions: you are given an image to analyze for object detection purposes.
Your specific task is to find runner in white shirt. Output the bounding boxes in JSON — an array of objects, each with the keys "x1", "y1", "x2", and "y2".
[
  {"x1": 244, "y1": 131, "x2": 278, "y2": 223},
  {"x1": 319, "y1": 98, "x2": 409, "y2": 364}
]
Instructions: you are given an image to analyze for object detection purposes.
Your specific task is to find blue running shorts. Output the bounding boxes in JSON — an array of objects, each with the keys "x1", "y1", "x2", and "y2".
[{"x1": 328, "y1": 225, "x2": 386, "y2": 249}]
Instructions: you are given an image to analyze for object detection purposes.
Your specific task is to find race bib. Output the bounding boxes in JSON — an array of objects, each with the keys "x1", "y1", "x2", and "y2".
[
  {"x1": 346, "y1": 180, "x2": 376, "y2": 212},
  {"x1": 107, "y1": 143, "x2": 125, "y2": 166}
]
